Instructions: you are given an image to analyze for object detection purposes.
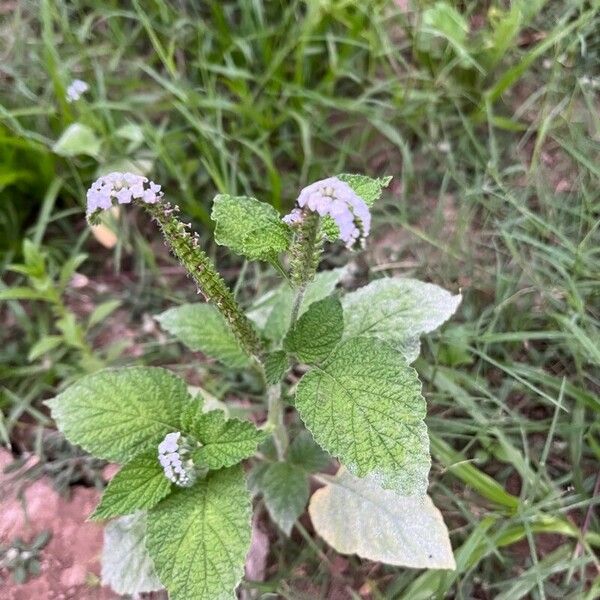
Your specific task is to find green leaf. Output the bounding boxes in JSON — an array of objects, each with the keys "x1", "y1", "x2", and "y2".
[
  {"x1": 248, "y1": 267, "x2": 346, "y2": 342},
  {"x1": 342, "y1": 278, "x2": 462, "y2": 363},
  {"x1": 188, "y1": 410, "x2": 266, "y2": 470},
  {"x1": 253, "y1": 461, "x2": 309, "y2": 535},
  {"x1": 146, "y1": 465, "x2": 251, "y2": 600},
  {"x1": 295, "y1": 337, "x2": 430, "y2": 495},
  {"x1": 288, "y1": 430, "x2": 330, "y2": 473},
  {"x1": 28, "y1": 335, "x2": 63, "y2": 361},
  {"x1": 52, "y1": 123, "x2": 101, "y2": 158},
  {"x1": 309, "y1": 468, "x2": 455, "y2": 569},
  {"x1": 47, "y1": 367, "x2": 192, "y2": 462},
  {"x1": 156, "y1": 303, "x2": 250, "y2": 368},
  {"x1": 87, "y1": 299, "x2": 121, "y2": 329},
  {"x1": 90, "y1": 451, "x2": 172, "y2": 521},
  {"x1": 284, "y1": 295, "x2": 343, "y2": 364},
  {"x1": 0, "y1": 287, "x2": 52, "y2": 301},
  {"x1": 212, "y1": 194, "x2": 291, "y2": 261},
  {"x1": 101, "y1": 512, "x2": 163, "y2": 595},
  {"x1": 337, "y1": 173, "x2": 392, "y2": 207},
  {"x1": 264, "y1": 350, "x2": 289, "y2": 384}
]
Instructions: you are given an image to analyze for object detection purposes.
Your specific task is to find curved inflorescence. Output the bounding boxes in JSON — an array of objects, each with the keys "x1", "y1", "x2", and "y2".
[
  {"x1": 86, "y1": 172, "x2": 163, "y2": 219},
  {"x1": 157, "y1": 432, "x2": 198, "y2": 488},
  {"x1": 283, "y1": 176, "x2": 371, "y2": 249}
]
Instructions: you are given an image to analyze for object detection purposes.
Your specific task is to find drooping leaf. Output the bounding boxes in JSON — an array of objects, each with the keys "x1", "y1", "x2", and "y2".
[
  {"x1": 342, "y1": 278, "x2": 462, "y2": 363},
  {"x1": 309, "y1": 468, "x2": 455, "y2": 569},
  {"x1": 47, "y1": 367, "x2": 192, "y2": 462},
  {"x1": 156, "y1": 303, "x2": 250, "y2": 368},
  {"x1": 91, "y1": 451, "x2": 172, "y2": 521},
  {"x1": 146, "y1": 465, "x2": 251, "y2": 600},
  {"x1": 248, "y1": 267, "x2": 346, "y2": 342},
  {"x1": 212, "y1": 194, "x2": 291, "y2": 261},
  {"x1": 288, "y1": 430, "x2": 331, "y2": 473},
  {"x1": 188, "y1": 410, "x2": 266, "y2": 470},
  {"x1": 252, "y1": 461, "x2": 309, "y2": 535},
  {"x1": 284, "y1": 295, "x2": 343, "y2": 364},
  {"x1": 101, "y1": 512, "x2": 163, "y2": 595},
  {"x1": 337, "y1": 173, "x2": 392, "y2": 207},
  {"x1": 52, "y1": 123, "x2": 101, "y2": 158},
  {"x1": 295, "y1": 337, "x2": 430, "y2": 495}
]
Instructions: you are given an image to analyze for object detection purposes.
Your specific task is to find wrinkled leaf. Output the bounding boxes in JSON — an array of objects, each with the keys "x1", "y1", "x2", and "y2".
[
  {"x1": 212, "y1": 194, "x2": 291, "y2": 261},
  {"x1": 284, "y1": 295, "x2": 343, "y2": 364},
  {"x1": 146, "y1": 466, "x2": 251, "y2": 600},
  {"x1": 296, "y1": 337, "x2": 430, "y2": 495},
  {"x1": 47, "y1": 367, "x2": 192, "y2": 462},
  {"x1": 91, "y1": 451, "x2": 172, "y2": 520}
]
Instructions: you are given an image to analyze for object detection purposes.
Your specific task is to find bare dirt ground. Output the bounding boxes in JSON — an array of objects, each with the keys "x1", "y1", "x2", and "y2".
[{"x1": 0, "y1": 449, "x2": 119, "y2": 600}]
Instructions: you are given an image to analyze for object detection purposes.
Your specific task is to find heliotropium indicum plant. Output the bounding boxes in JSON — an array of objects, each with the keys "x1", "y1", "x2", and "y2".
[{"x1": 47, "y1": 172, "x2": 461, "y2": 598}]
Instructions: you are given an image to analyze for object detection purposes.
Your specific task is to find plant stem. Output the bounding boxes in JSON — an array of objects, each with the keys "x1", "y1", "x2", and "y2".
[
  {"x1": 144, "y1": 201, "x2": 263, "y2": 362},
  {"x1": 289, "y1": 285, "x2": 306, "y2": 327},
  {"x1": 266, "y1": 382, "x2": 288, "y2": 460}
]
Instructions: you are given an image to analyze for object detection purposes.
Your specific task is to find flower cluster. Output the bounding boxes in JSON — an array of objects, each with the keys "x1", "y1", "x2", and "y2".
[
  {"x1": 157, "y1": 432, "x2": 198, "y2": 487},
  {"x1": 283, "y1": 177, "x2": 371, "y2": 248},
  {"x1": 66, "y1": 79, "x2": 89, "y2": 103},
  {"x1": 86, "y1": 172, "x2": 163, "y2": 217}
]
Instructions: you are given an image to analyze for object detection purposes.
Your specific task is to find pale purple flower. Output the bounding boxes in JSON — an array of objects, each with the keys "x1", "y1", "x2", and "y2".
[
  {"x1": 157, "y1": 431, "x2": 197, "y2": 487},
  {"x1": 86, "y1": 171, "x2": 163, "y2": 217},
  {"x1": 66, "y1": 79, "x2": 89, "y2": 103},
  {"x1": 283, "y1": 176, "x2": 371, "y2": 249},
  {"x1": 282, "y1": 208, "x2": 303, "y2": 225}
]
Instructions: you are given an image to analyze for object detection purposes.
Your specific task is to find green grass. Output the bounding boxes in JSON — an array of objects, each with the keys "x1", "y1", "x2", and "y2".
[{"x1": 1, "y1": 0, "x2": 600, "y2": 598}]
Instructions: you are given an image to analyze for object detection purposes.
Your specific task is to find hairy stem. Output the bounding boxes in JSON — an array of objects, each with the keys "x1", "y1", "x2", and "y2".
[
  {"x1": 144, "y1": 201, "x2": 263, "y2": 361},
  {"x1": 288, "y1": 212, "x2": 322, "y2": 289},
  {"x1": 266, "y1": 382, "x2": 288, "y2": 460}
]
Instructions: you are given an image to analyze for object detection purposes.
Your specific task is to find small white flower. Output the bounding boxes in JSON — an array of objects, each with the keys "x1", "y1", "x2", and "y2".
[
  {"x1": 86, "y1": 171, "x2": 163, "y2": 217},
  {"x1": 157, "y1": 431, "x2": 198, "y2": 487},
  {"x1": 66, "y1": 79, "x2": 89, "y2": 103},
  {"x1": 283, "y1": 176, "x2": 371, "y2": 249}
]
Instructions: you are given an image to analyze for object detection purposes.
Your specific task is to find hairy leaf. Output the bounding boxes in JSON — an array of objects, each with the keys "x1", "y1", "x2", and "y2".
[
  {"x1": 296, "y1": 337, "x2": 430, "y2": 495},
  {"x1": 264, "y1": 350, "x2": 289, "y2": 384},
  {"x1": 342, "y1": 278, "x2": 462, "y2": 363},
  {"x1": 288, "y1": 430, "x2": 331, "y2": 473},
  {"x1": 189, "y1": 410, "x2": 266, "y2": 470},
  {"x1": 47, "y1": 367, "x2": 191, "y2": 462},
  {"x1": 91, "y1": 451, "x2": 172, "y2": 520},
  {"x1": 156, "y1": 303, "x2": 250, "y2": 368},
  {"x1": 253, "y1": 462, "x2": 309, "y2": 535},
  {"x1": 146, "y1": 466, "x2": 251, "y2": 600},
  {"x1": 284, "y1": 295, "x2": 343, "y2": 364},
  {"x1": 101, "y1": 512, "x2": 163, "y2": 595},
  {"x1": 248, "y1": 267, "x2": 346, "y2": 342},
  {"x1": 309, "y1": 469, "x2": 455, "y2": 569},
  {"x1": 337, "y1": 173, "x2": 392, "y2": 207},
  {"x1": 212, "y1": 194, "x2": 291, "y2": 261}
]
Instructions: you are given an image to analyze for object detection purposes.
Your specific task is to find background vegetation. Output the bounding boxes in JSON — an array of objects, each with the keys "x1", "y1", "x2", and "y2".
[{"x1": 1, "y1": 0, "x2": 599, "y2": 598}]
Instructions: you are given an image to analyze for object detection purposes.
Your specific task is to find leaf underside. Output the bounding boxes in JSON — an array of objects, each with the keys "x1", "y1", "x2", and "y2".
[
  {"x1": 342, "y1": 278, "x2": 462, "y2": 363},
  {"x1": 309, "y1": 468, "x2": 456, "y2": 570},
  {"x1": 156, "y1": 303, "x2": 250, "y2": 368}
]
